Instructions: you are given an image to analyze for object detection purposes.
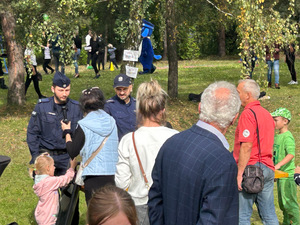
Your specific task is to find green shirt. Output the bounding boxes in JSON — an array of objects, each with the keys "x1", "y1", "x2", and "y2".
[{"x1": 273, "y1": 130, "x2": 296, "y2": 178}]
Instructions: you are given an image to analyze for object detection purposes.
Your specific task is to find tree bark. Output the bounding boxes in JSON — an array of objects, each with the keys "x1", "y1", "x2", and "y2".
[
  {"x1": 162, "y1": 26, "x2": 168, "y2": 60},
  {"x1": 218, "y1": 23, "x2": 226, "y2": 57},
  {"x1": 0, "y1": 10, "x2": 25, "y2": 105},
  {"x1": 166, "y1": 0, "x2": 178, "y2": 98}
]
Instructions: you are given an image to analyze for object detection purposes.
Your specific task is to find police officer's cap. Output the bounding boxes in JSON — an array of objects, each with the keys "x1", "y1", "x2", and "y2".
[
  {"x1": 113, "y1": 74, "x2": 132, "y2": 88},
  {"x1": 52, "y1": 71, "x2": 70, "y2": 88}
]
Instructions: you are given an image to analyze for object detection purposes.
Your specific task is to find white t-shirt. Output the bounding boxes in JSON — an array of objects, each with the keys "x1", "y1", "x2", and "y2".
[
  {"x1": 44, "y1": 47, "x2": 51, "y2": 59},
  {"x1": 85, "y1": 34, "x2": 91, "y2": 46},
  {"x1": 24, "y1": 48, "x2": 37, "y2": 66},
  {"x1": 115, "y1": 126, "x2": 179, "y2": 205}
]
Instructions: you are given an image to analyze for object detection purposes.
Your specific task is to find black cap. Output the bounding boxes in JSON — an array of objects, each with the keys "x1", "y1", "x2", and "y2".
[
  {"x1": 52, "y1": 71, "x2": 70, "y2": 88},
  {"x1": 113, "y1": 74, "x2": 132, "y2": 88}
]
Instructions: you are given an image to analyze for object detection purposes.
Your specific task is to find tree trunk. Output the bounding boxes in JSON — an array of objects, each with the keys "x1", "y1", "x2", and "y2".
[
  {"x1": 0, "y1": 10, "x2": 25, "y2": 105},
  {"x1": 166, "y1": 0, "x2": 178, "y2": 98},
  {"x1": 218, "y1": 23, "x2": 226, "y2": 57},
  {"x1": 162, "y1": 26, "x2": 168, "y2": 60}
]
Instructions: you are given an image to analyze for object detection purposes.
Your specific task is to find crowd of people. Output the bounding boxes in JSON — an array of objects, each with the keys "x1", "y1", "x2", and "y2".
[
  {"x1": 24, "y1": 68, "x2": 300, "y2": 225},
  {"x1": 0, "y1": 28, "x2": 299, "y2": 225}
]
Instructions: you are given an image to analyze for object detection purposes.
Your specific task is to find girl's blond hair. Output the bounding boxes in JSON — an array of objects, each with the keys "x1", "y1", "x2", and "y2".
[{"x1": 34, "y1": 153, "x2": 54, "y2": 175}]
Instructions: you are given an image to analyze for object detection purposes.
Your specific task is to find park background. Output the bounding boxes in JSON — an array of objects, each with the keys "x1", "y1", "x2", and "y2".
[
  {"x1": 0, "y1": 57, "x2": 300, "y2": 224},
  {"x1": 1, "y1": 0, "x2": 300, "y2": 224}
]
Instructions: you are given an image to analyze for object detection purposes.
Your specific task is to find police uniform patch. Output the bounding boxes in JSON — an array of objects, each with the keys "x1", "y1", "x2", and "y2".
[{"x1": 243, "y1": 129, "x2": 250, "y2": 138}]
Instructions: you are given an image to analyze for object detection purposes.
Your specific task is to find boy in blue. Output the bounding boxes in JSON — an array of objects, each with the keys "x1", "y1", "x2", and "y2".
[{"x1": 271, "y1": 107, "x2": 300, "y2": 225}]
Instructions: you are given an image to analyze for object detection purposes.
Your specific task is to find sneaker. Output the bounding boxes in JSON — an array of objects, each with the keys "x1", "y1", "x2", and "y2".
[
  {"x1": 74, "y1": 74, "x2": 80, "y2": 78},
  {"x1": 93, "y1": 74, "x2": 101, "y2": 79},
  {"x1": 288, "y1": 80, "x2": 298, "y2": 85},
  {"x1": 275, "y1": 84, "x2": 280, "y2": 89}
]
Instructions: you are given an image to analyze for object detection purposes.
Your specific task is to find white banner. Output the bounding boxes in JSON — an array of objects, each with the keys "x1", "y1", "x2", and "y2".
[
  {"x1": 123, "y1": 50, "x2": 139, "y2": 62},
  {"x1": 126, "y1": 66, "x2": 138, "y2": 78}
]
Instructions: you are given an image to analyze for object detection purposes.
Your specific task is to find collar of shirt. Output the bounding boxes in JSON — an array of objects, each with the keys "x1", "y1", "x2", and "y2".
[
  {"x1": 196, "y1": 120, "x2": 230, "y2": 150},
  {"x1": 245, "y1": 100, "x2": 260, "y2": 109}
]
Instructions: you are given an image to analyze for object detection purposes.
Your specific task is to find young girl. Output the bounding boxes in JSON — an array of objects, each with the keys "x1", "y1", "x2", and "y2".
[
  {"x1": 40, "y1": 42, "x2": 54, "y2": 74},
  {"x1": 33, "y1": 153, "x2": 76, "y2": 225}
]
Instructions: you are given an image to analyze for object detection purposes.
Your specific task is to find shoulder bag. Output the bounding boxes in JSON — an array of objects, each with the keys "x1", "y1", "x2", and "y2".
[
  {"x1": 132, "y1": 132, "x2": 150, "y2": 190},
  {"x1": 241, "y1": 109, "x2": 264, "y2": 194},
  {"x1": 75, "y1": 136, "x2": 109, "y2": 186}
]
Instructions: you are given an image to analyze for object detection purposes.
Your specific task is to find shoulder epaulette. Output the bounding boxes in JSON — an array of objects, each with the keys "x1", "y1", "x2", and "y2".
[
  {"x1": 38, "y1": 98, "x2": 50, "y2": 103},
  {"x1": 132, "y1": 97, "x2": 136, "y2": 102},
  {"x1": 106, "y1": 99, "x2": 115, "y2": 103}
]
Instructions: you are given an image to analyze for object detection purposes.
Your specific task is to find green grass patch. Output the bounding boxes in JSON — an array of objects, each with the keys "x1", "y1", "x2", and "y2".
[{"x1": 0, "y1": 59, "x2": 299, "y2": 224}]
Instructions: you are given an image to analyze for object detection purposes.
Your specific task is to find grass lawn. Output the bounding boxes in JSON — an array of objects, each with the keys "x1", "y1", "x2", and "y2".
[{"x1": 0, "y1": 58, "x2": 299, "y2": 224}]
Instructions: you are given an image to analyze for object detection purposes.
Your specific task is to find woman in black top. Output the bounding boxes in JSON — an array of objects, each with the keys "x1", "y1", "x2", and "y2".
[{"x1": 90, "y1": 32, "x2": 100, "y2": 79}]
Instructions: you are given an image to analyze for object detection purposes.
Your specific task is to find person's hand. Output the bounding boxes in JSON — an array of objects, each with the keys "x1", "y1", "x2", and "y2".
[
  {"x1": 295, "y1": 166, "x2": 300, "y2": 174},
  {"x1": 275, "y1": 164, "x2": 281, "y2": 170},
  {"x1": 70, "y1": 158, "x2": 77, "y2": 170},
  {"x1": 237, "y1": 174, "x2": 243, "y2": 191},
  {"x1": 61, "y1": 120, "x2": 71, "y2": 130}
]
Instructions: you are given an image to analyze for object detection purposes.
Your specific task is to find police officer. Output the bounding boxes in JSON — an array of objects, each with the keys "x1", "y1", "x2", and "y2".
[
  {"x1": 27, "y1": 72, "x2": 82, "y2": 225},
  {"x1": 27, "y1": 71, "x2": 83, "y2": 174},
  {"x1": 104, "y1": 73, "x2": 136, "y2": 141}
]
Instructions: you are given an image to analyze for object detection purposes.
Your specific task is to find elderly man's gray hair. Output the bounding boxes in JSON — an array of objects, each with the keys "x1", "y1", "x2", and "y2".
[
  {"x1": 199, "y1": 81, "x2": 241, "y2": 129},
  {"x1": 238, "y1": 79, "x2": 260, "y2": 100}
]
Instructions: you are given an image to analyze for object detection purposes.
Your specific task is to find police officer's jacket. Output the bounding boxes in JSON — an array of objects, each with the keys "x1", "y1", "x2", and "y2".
[
  {"x1": 27, "y1": 97, "x2": 83, "y2": 164},
  {"x1": 104, "y1": 95, "x2": 136, "y2": 141}
]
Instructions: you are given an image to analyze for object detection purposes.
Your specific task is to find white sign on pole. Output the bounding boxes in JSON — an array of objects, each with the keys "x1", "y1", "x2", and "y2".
[
  {"x1": 126, "y1": 66, "x2": 138, "y2": 78},
  {"x1": 123, "y1": 50, "x2": 139, "y2": 62}
]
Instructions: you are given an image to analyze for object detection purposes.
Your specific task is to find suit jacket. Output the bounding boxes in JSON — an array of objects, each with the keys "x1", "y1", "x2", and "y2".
[{"x1": 148, "y1": 124, "x2": 239, "y2": 225}]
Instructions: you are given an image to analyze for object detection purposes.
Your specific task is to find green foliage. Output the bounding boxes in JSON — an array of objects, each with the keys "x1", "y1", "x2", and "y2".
[
  {"x1": 0, "y1": 59, "x2": 300, "y2": 224},
  {"x1": 229, "y1": 0, "x2": 299, "y2": 81}
]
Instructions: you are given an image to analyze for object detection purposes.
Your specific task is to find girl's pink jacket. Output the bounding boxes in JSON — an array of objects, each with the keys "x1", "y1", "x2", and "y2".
[{"x1": 33, "y1": 168, "x2": 75, "y2": 225}]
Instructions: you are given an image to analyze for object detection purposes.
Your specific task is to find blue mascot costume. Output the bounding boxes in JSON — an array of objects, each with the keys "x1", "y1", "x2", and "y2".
[{"x1": 139, "y1": 19, "x2": 162, "y2": 74}]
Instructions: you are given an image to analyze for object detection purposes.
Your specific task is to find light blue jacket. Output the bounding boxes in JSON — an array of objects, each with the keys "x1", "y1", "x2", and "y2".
[{"x1": 78, "y1": 109, "x2": 118, "y2": 177}]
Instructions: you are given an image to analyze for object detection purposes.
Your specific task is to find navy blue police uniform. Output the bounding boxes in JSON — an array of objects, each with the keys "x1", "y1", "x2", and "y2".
[
  {"x1": 27, "y1": 72, "x2": 83, "y2": 176},
  {"x1": 104, "y1": 95, "x2": 136, "y2": 141}
]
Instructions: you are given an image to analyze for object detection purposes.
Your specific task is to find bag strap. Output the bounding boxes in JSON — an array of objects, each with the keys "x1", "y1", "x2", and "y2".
[
  {"x1": 82, "y1": 136, "x2": 109, "y2": 168},
  {"x1": 132, "y1": 132, "x2": 149, "y2": 187},
  {"x1": 249, "y1": 109, "x2": 262, "y2": 164}
]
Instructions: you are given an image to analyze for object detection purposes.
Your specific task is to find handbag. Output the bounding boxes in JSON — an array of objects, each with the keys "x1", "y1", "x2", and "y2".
[
  {"x1": 75, "y1": 136, "x2": 109, "y2": 186},
  {"x1": 241, "y1": 109, "x2": 264, "y2": 194},
  {"x1": 132, "y1": 132, "x2": 150, "y2": 190}
]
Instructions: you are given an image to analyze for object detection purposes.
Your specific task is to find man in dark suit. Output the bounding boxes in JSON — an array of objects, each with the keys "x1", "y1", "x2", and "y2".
[{"x1": 148, "y1": 81, "x2": 241, "y2": 225}]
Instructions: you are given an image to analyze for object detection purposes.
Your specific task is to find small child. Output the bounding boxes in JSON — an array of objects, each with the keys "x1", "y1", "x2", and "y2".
[
  {"x1": 33, "y1": 153, "x2": 77, "y2": 225},
  {"x1": 107, "y1": 43, "x2": 119, "y2": 69},
  {"x1": 40, "y1": 42, "x2": 54, "y2": 74},
  {"x1": 271, "y1": 107, "x2": 300, "y2": 225}
]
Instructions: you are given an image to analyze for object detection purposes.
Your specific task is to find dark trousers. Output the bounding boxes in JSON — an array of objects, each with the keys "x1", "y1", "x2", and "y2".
[
  {"x1": 286, "y1": 57, "x2": 297, "y2": 81},
  {"x1": 84, "y1": 175, "x2": 115, "y2": 205},
  {"x1": 97, "y1": 51, "x2": 105, "y2": 70},
  {"x1": 109, "y1": 58, "x2": 118, "y2": 69},
  {"x1": 53, "y1": 153, "x2": 79, "y2": 225},
  {"x1": 25, "y1": 66, "x2": 43, "y2": 98},
  {"x1": 43, "y1": 59, "x2": 54, "y2": 74},
  {"x1": 91, "y1": 53, "x2": 99, "y2": 75},
  {"x1": 87, "y1": 51, "x2": 92, "y2": 65}
]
